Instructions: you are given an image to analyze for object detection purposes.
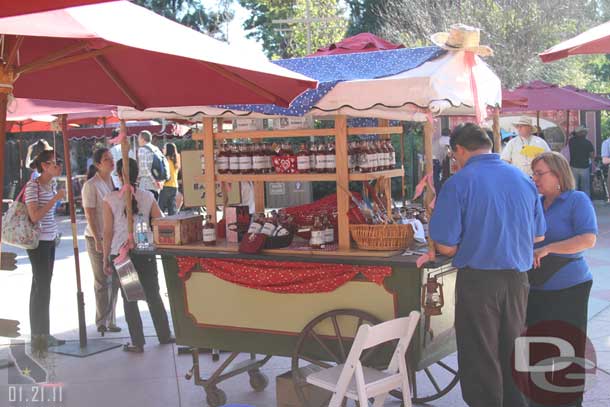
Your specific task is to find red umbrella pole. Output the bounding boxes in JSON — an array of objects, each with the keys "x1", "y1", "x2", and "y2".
[
  {"x1": 0, "y1": 92, "x2": 7, "y2": 260},
  {"x1": 60, "y1": 114, "x2": 88, "y2": 348},
  {"x1": 18, "y1": 123, "x2": 24, "y2": 186}
]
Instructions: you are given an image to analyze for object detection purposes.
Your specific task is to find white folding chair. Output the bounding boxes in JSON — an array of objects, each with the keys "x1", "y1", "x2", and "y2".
[{"x1": 305, "y1": 311, "x2": 420, "y2": 407}]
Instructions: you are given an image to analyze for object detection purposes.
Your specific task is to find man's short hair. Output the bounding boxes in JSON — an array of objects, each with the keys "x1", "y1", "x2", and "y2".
[
  {"x1": 139, "y1": 130, "x2": 152, "y2": 143},
  {"x1": 450, "y1": 123, "x2": 493, "y2": 152}
]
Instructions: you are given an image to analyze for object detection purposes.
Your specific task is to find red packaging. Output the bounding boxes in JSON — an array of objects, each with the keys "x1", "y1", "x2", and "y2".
[
  {"x1": 272, "y1": 155, "x2": 298, "y2": 174},
  {"x1": 225, "y1": 205, "x2": 250, "y2": 243},
  {"x1": 238, "y1": 233, "x2": 267, "y2": 254}
]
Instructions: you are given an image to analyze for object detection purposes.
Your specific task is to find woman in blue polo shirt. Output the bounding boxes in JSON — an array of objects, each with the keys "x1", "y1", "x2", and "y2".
[{"x1": 528, "y1": 152, "x2": 597, "y2": 406}]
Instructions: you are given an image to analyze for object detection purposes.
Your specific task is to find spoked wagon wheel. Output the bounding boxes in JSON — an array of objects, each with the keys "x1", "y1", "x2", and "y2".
[
  {"x1": 291, "y1": 309, "x2": 384, "y2": 407},
  {"x1": 390, "y1": 356, "x2": 459, "y2": 404}
]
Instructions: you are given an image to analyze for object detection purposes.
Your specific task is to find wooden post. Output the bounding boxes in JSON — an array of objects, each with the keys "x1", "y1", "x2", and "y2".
[
  {"x1": 335, "y1": 115, "x2": 350, "y2": 251},
  {"x1": 203, "y1": 118, "x2": 217, "y2": 222},
  {"x1": 423, "y1": 119, "x2": 436, "y2": 262},
  {"x1": 18, "y1": 123, "x2": 24, "y2": 186},
  {"x1": 492, "y1": 108, "x2": 501, "y2": 153},
  {"x1": 60, "y1": 115, "x2": 88, "y2": 347},
  {"x1": 0, "y1": 92, "x2": 8, "y2": 259},
  {"x1": 377, "y1": 119, "x2": 392, "y2": 216},
  {"x1": 119, "y1": 120, "x2": 133, "y2": 237},
  {"x1": 249, "y1": 120, "x2": 265, "y2": 213},
  {"x1": 215, "y1": 118, "x2": 230, "y2": 214},
  {"x1": 400, "y1": 125, "x2": 406, "y2": 203}
]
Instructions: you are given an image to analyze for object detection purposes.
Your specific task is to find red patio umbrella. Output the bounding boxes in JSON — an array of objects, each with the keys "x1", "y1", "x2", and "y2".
[
  {"x1": 0, "y1": 0, "x2": 316, "y2": 356},
  {"x1": 540, "y1": 20, "x2": 610, "y2": 62},
  {"x1": 0, "y1": 0, "x2": 118, "y2": 18},
  {"x1": 502, "y1": 81, "x2": 610, "y2": 112},
  {"x1": 310, "y1": 32, "x2": 404, "y2": 56}
]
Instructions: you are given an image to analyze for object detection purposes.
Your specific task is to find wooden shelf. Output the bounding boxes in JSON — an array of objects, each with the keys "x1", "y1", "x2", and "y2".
[
  {"x1": 192, "y1": 126, "x2": 403, "y2": 140},
  {"x1": 214, "y1": 128, "x2": 335, "y2": 140},
  {"x1": 194, "y1": 167, "x2": 404, "y2": 183},
  {"x1": 216, "y1": 172, "x2": 336, "y2": 182},
  {"x1": 348, "y1": 168, "x2": 404, "y2": 181},
  {"x1": 156, "y1": 239, "x2": 401, "y2": 258},
  {"x1": 347, "y1": 126, "x2": 402, "y2": 135}
]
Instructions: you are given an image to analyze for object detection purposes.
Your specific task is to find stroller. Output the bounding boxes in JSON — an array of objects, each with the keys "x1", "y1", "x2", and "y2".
[{"x1": 592, "y1": 157, "x2": 609, "y2": 201}]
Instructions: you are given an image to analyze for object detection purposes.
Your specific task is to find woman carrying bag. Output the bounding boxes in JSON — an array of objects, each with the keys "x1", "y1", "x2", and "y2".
[
  {"x1": 102, "y1": 158, "x2": 174, "y2": 353},
  {"x1": 24, "y1": 149, "x2": 67, "y2": 351}
]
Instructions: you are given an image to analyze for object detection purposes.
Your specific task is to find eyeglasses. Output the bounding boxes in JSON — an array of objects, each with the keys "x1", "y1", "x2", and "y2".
[{"x1": 532, "y1": 170, "x2": 552, "y2": 178}]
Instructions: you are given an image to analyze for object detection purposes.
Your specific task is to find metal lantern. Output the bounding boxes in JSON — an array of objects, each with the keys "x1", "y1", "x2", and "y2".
[{"x1": 422, "y1": 275, "x2": 445, "y2": 316}]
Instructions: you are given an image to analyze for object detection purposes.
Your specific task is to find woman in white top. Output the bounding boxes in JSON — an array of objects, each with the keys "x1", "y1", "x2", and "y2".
[
  {"x1": 82, "y1": 148, "x2": 121, "y2": 336},
  {"x1": 25, "y1": 149, "x2": 66, "y2": 351},
  {"x1": 102, "y1": 158, "x2": 174, "y2": 352}
]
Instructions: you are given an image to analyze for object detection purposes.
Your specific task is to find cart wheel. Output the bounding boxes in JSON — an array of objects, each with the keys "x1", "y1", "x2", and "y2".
[
  {"x1": 291, "y1": 309, "x2": 382, "y2": 407},
  {"x1": 205, "y1": 386, "x2": 227, "y2": 407},
  {"x1": 248, "y1": 370, "x2": 269, "y2": 392},
  {"x1": 389, "y1": 356, "x2": 460, "y2": 404}
]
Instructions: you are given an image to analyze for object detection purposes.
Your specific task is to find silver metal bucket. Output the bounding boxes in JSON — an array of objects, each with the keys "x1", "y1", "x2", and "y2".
[{"x1": 114, "y1": 256, "x2": 146, "y2": 302}]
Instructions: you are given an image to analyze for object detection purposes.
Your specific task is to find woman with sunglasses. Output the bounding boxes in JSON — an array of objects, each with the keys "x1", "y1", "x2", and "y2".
[{"x1": 25, "y1": 150, "x2": 66, "y2": 351}]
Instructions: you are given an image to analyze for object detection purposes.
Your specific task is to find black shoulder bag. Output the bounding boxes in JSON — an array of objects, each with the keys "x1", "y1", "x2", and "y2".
[{"x1": 528, "y1": 254, "x2": 581, "y2": 287}]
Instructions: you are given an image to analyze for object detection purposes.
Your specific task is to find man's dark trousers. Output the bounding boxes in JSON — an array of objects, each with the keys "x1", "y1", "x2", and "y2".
[{"x1": 456, "y1": 268, "x2": 530, "y2": 407}]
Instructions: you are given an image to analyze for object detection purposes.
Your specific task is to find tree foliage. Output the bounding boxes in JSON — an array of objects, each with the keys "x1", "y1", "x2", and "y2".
[
  {"x1": 346, "y1": 0, "x2": 603, "y2": 89},
  {"x1": 134, "y1": 0, "x2": 234, "y2": 39},
  {"x1": 239, "y1": 0, "x2": 348, "y2": 59}
]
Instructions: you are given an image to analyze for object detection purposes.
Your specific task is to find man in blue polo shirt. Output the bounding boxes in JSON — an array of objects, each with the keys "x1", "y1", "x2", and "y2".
[{"x1": 430, "y1": 123, "x2": 546, "y2": 407}]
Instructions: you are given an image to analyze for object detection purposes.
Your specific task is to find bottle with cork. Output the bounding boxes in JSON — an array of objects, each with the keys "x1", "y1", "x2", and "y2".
[
  {"x1": 296, "y1": 143, "x2": 311, "y2": 173},
  {"x1": 228, "y1": 144, "x2": 240, "y2": 174},
  {"x1": 310, "y1": 215, "x2": 324, "y2": 249},
  {"x1": 202, "y1": 215, "x2": 217, "y2": 246},
  {"x1": 326, "y1": 142, "x2": 336, "y2": 173},
  {"x1": 247, "y1": 213, "x2": 265, "y2": 235},
  {"x1": 217, "y1": 143, "x2": 229, "y2": 174},
  {"x1": 260, "y1": 213, "x2": 277, "y2": 237},
  {"x1": 239, "y1": 144, "x2": 252, "y2": 174}
]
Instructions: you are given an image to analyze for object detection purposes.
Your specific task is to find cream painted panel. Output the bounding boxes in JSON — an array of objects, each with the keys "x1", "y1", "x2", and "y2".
[{"x1": 184, "y1": 273, "x2": 396, "y2": 335}]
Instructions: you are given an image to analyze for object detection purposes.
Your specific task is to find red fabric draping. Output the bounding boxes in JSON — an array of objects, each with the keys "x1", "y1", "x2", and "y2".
[{"x1": 176, "y1": 256, "x2": 392, "y2": 294}]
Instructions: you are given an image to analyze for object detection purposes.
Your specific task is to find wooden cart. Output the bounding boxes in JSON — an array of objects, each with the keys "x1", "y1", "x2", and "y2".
[{"x1": 156, "y1": 246, "x2": 458, "y2": 406}]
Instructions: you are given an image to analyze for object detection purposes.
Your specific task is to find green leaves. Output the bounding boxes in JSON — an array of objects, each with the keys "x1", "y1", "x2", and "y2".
[
  {"x1": 239, "y1": 0, "x2": 348, "y2": 58},
  {"x1": 134, "y1": 0, "x2": 234, "y2": 39},
  {"x1": 346, "y1": 0, "x2": 604, "y2": 89}
]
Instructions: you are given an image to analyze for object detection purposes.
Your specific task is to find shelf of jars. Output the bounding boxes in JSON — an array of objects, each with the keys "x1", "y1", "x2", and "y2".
[
  {"x1": 195, "y1": 116, "x2": 402, "y2": 251},
  {"x1": 194, "y1": 137, "x2": 401, "y2": 180}
]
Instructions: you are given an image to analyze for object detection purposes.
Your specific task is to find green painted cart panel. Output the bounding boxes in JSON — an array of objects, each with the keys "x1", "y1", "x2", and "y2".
[{"x1": 160, "y1": 251, "x2": 456, "y2": 371}]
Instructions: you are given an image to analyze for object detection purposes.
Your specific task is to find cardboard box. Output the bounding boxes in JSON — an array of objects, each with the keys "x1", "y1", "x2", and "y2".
[
  {"x1": 276, "y1": 366, "x2": 331, "y2": 407},
  {"x1": 225, "y1": 205, "x2": 250, "y2": 243},
  {"x1": 152, "y1": 214, "x2": 203, "y2": 245}
]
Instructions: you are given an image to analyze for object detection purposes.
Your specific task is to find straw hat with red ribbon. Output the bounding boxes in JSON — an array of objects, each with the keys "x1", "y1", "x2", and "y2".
[{"x1": 431, "y1": 24, "x2": 493, "y2": 57}]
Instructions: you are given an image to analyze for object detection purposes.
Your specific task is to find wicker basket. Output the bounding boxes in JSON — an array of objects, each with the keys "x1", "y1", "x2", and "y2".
[{"x1": 349, "y1": 224, "x2": 414, "y2": 251}]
